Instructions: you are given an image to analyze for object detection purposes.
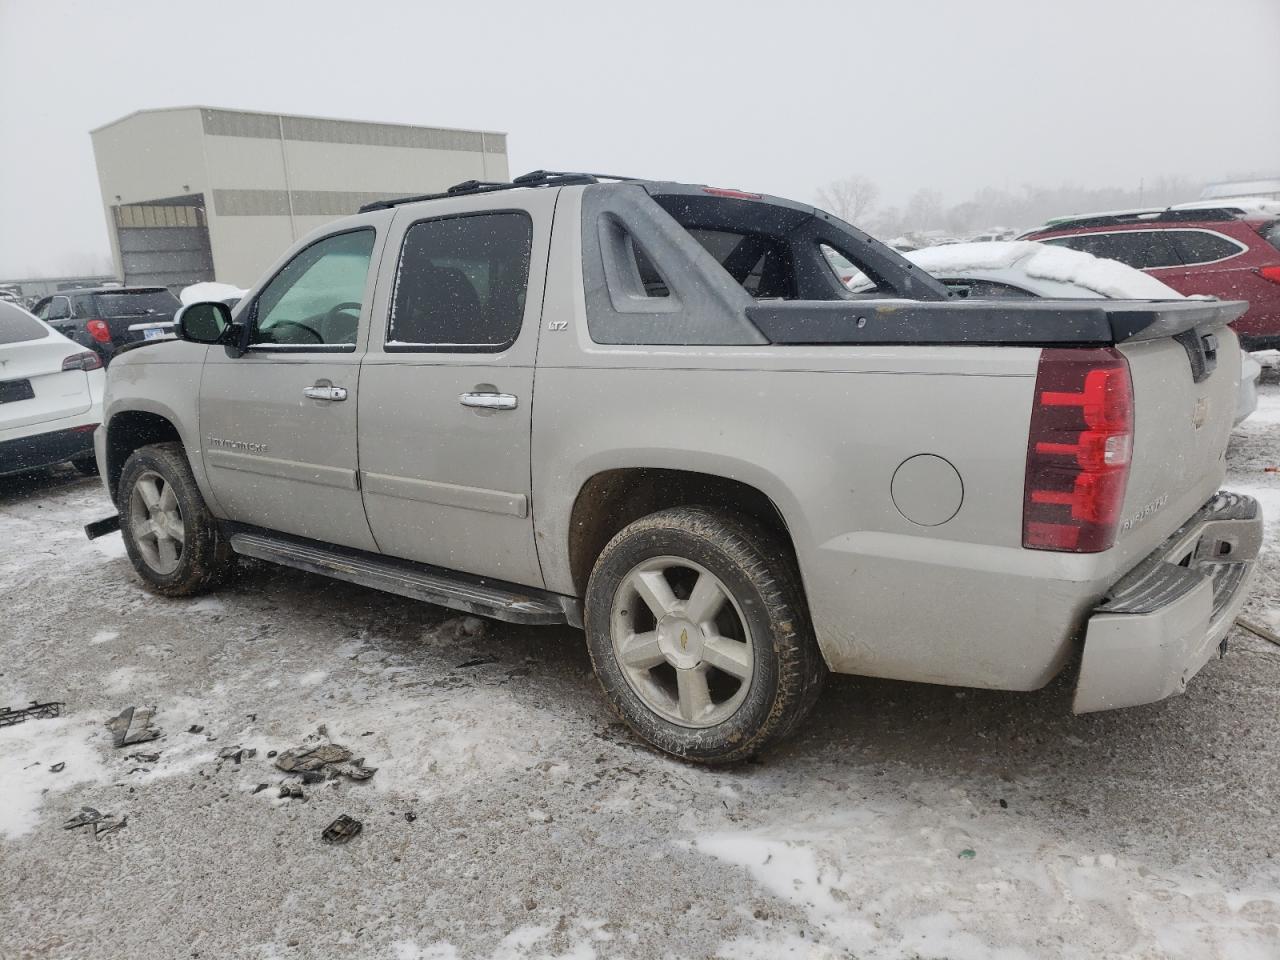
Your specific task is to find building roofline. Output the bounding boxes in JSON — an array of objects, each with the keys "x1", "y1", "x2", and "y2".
[{"x1": 90, "y1": 105, "x2": 507, "y2": 140}]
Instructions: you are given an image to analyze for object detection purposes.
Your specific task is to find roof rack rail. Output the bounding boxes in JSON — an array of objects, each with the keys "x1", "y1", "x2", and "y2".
[
  {"x1": 358, "y1": 170, "x2": 641, "y2": 213},
  {"x1": 1037, "y1": 205, "x2": 1254, "y2": 233}
]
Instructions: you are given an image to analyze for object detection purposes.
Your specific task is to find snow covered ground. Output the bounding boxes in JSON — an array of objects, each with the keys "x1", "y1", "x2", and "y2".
[{"x1": 1, "y1": 382, "x2": 1278, "y2": 960}]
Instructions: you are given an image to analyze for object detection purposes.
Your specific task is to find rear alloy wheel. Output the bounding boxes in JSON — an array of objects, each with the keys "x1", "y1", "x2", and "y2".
[
  {"x1": 585, "y1": 506, "x2": 826, "y2": 764},
  {"x1": 118, "y1": 442, "x2": 234, "y2": 596}
]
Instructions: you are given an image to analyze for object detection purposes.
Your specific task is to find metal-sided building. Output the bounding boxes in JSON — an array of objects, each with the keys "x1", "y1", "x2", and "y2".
[{"x1": 90, "y1": 107, "x2": 509, "y2": 290}]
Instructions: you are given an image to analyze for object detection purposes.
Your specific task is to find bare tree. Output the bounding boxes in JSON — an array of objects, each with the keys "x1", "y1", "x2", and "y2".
[{"x1": 815, "y1": 175, "x2": 881, "y2": 225}]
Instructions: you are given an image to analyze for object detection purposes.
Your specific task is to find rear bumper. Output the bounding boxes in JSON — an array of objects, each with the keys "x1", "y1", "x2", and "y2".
[
  {"x1": 1074, "y1": 491, "x2": 1264, "y2": 713},
  {"x1": 0, "y1": 424, "x2": 97, "y2": 476}
]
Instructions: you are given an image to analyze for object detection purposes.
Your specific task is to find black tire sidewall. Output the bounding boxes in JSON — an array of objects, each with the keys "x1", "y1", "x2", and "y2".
[{"x1": 585, "y1": 509, "x2": 807, "y2": 763}]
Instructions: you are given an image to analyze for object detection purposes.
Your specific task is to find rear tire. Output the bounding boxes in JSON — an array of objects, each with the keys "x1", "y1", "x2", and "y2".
[
  {"x1": 118, "y1": 442, "x2": 234, "y2": 596},
  {"x1": 584, "y1": 506, "x2": 826, "y2": 764}
]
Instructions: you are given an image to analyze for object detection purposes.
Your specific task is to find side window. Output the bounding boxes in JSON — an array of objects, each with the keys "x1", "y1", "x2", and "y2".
[
  {"x1": 1168, "y1": 230, "x2": 1244, "y2": 265},
  {"x1": 943, "y1": 279, "x2": 1037, "y2": 300},
  {"x1": 1042, "y1": 232, "x2": 1179, "y2": 269},
  {"x1": 387, "y1": 212, "x2": 532, "y2": 351},
  {"x1": 252, "y1": 229, "x2": 376, "y2": 347},
  {"x1": 46, "y1": 297, "x2": 72, "y2": 321},
  {"x1": 687, "y1": 228, "x2": 797, "y2": 299},
  {"x1": 32, "y1": 299, "x2": 51, "y2": 320}
]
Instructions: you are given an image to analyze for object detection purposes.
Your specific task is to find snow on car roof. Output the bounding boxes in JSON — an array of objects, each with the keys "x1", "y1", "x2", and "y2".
[{"x1": 905, "y1": 241, "x2": 1182, "y2": 300}]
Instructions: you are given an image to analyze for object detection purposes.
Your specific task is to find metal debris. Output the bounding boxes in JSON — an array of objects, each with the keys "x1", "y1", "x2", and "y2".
[
  {"x1": 274, "y1": 731, "x2": 376, "y2": 782},
  {"x1": 321, "y1": 814, "x2": 362, "y2": 844},
  {"x1": 106, "y1": 706, "x2": 161, "y2": 747},
  {"x1": 0, "y1": 700, "x2": 64, "y2": 727}
]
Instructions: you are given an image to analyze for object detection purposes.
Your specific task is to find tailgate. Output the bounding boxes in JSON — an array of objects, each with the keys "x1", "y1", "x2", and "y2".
[{"x1": 1109, "y1": 322, "x2": 1241, "y2": 568}]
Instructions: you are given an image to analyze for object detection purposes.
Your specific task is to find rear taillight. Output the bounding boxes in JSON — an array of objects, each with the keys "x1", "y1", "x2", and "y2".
[
  {"x1": 1023, "y1": 348, "x2": 1133, "y2": 553},
  {"x1": 1258, "y1": 265, "x2": 1280, "y2": 285},
  {"x1": 62, "y1": 351, "x2": 103, "y2": 371},
  {"x1": 85, "y1": 319, "x2": 111, "y2": 343}
]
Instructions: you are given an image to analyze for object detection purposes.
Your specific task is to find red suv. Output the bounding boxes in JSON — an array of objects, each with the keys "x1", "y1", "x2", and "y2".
[{"x1": 1021, "y1": 206, "x2": 1280, "y2": 350}]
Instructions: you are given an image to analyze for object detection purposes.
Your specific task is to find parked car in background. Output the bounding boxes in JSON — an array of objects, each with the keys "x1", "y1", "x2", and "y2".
[
  {"x1": 1020, "y1": 205, "x2": 1280, "y2": 350},
  {"x1": 0, "y1": 301, "x2": 103, "y2": 476},
  {"x1": 30, "y1": 286, "x2": 182, "y2": 364},
  {"x1": 870, "y1": 240, "x2": 1263, "y2": 426}
]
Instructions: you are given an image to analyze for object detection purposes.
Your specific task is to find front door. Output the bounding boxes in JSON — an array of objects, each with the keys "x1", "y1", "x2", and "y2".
[
  {"x1": 199, "y1": 227, "x2": 382, "y2": 552},
  {"x1": 358, "y1": 191, "x2": 556, "y2": 587}
]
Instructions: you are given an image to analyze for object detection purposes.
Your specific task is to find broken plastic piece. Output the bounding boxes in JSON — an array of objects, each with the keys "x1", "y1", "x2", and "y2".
[
  {"x1": 0, "y1": 700, "x2": 64, "y2": 728},
  {"x1": 187, "y1": 725, "x2": 204, "y2": 734},
  {"x1": 252, "y1": 783, "x2": 270, "y2": 795},
  {"x1": 274, "y1": 735, "x2": 377, "y2": 782},
  {"x1": 106, "y1": 706, "x2": 160, "y2": 748},
  {"x1": 217, "y1": 745, "x2": 257, "y2": 764},
  {"x1": 50, "y1": 762, "x2": 65, "y2": 773},
  {"x1": 322, "y1": 814, "x2": 363, "y2": 844},
  {"x1": 63, "y1": 807, "x2": 103, "y2": 830}
]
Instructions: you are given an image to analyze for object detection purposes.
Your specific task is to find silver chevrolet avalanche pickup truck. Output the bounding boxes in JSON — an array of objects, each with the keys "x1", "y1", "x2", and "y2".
[{"x1": 88, "y1": 170, "x2": 1264, "y2": 763}]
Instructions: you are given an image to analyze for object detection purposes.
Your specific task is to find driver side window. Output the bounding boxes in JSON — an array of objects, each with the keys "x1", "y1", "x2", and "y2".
[{"x1": 251, "y1": 229, "x2": 375, "y2": 348}]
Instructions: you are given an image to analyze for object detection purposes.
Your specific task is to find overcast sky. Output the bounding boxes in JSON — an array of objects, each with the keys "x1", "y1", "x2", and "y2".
[{"x1": 2, "y1": 0, "x2": 1278, "y2": 277}]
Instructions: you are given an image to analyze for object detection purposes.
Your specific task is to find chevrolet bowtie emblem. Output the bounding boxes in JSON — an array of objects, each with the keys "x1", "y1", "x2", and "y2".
[{"x1": 679, "y1": 628, "x2": 689, "y2": 651}]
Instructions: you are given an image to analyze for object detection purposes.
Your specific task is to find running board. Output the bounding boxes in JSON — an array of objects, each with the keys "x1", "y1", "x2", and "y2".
[{"x1": 226, "y1": 528, "x2": 572, "y2": 626}]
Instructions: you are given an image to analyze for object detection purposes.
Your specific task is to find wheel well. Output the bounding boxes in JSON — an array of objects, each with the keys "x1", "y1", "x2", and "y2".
[
  {"x1": 104, "y1": 411, "x2": 183, "y2": 503},
  {"x1": 567, "y1": 468, "x2": 798, "y2": 596}
]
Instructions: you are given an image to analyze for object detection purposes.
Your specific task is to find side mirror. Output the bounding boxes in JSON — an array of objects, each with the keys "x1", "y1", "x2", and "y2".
[{"x1": 175, "y1": 301, "x2": 233, "y2": 344}]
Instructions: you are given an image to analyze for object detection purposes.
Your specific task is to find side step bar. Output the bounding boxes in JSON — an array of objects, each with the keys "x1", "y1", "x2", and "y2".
[{"x1": 226, "y1": 528, "x2": 574, "y2": 626}]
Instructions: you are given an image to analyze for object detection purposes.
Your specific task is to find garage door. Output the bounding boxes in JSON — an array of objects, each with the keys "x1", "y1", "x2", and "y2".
[{"x1": 113, "y1": 201, "x2": 215, "y2": 291}]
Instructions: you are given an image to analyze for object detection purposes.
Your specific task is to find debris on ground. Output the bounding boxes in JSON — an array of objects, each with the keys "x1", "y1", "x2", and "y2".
[
  {"x1": 187, "y1": 725, "x2": 204, "y2": 734},
  {"x1": 106, "y1": 706, "x2": 161, "y2": 747},
  {"x1": 274, "y1": 729, "x2": 376, "y2": 782},
  {"x1": 251, "y1": 783, "x2": 269, "y2": 795},
  {"x1": 404, "y1": 812, "x2": 417, "y2": 823},
  {"x1": 456, "y1": 655, "x2": 499, "y2": 669},
  {"x1": 278, "y1": 783, "x2": 306, "y2": 801},
  {"x1": 1238, "y1": 617, "x2": 1280, "y2": 648},
  {"x1": 321, "y1": 814, "x2": 363, "y2": 844},
  {"x1": 125, "y1": 751, "x2": 160, "y2": 763},
  {"x1": 217, "y1": 745, "x2": 257, "y2": 764},
  {"x1": 62, "y1": 807, "x2": 127, "y2": 839},
  {"x1": 49, "y1": 762, "x2": 65, "y2": 773},
  {"x1": 0, "y1": 700, "x2": 64, "y2": 727}
]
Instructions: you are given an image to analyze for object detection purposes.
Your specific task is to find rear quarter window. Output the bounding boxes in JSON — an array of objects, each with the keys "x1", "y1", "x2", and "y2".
[
  {"x1": 1168, "y1": 230, "x2": 1244, "y2": 265},
  {"x1": 1254, "y1": 220, "x2": 1280, "y2": 253},
  {"x1": 1041, "y1": 231, "x2": 1181, "y2": 269},
  {"x1": 0, "y1": 302, "x2": 49, "y2": 344}
]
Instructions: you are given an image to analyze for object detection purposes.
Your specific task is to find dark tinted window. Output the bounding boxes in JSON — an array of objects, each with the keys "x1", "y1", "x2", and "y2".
[
  {"x1": 389, "y1": 213, "x2": 532, "y2": 349},
  {"x1": 92, "y1": 290, "x2": 181, "y2": 317},
  {"x1": 687, "y1": 228, "x2": 797, "y2": 299},
  {"x1": 0, "y1": 302, "x2": 49, "y2": 344},
  {"x1": 1259, "y1": 220, "x2": 1280, "y2": 253},
  {"x1": 1042, "y1": 231, "x2": 1181, "y2": 269},
  {"x1": 1169, "y1": 230, "x2": 1244, "y2": 265}
]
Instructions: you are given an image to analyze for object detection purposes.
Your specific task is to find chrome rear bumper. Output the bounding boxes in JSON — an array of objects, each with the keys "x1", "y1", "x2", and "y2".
[{"x1": 1074, "y1": 491, "x2": 1264, "y2": 713}]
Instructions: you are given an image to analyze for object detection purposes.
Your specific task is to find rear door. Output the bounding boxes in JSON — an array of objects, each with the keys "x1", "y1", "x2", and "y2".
[
  {"x1": 199, "y1": 226, "x2": 383, "y2": 551},
  {"x1": 90, "y1": 289, "x2": 182, "y2": 345},
  {"x1": 358, "y1": 190, "x2": 555, "y2": 587}
]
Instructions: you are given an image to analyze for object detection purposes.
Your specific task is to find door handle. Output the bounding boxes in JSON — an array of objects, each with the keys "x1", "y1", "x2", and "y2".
[
  {"x1": 303, "y1": 384, "x2": 348, "y2": 402},
  {"x1": 459, "y1": 392, "x2": 518, "y2": 410}
]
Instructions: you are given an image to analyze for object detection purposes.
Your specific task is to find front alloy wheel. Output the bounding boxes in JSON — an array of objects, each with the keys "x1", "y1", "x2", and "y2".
[{"x1": 129, "y1": 469, "x2": 185, "y2": 575}]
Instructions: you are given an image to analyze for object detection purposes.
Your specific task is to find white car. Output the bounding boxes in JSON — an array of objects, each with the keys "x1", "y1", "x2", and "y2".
[
  {"x1": 0, "y1": 300, "x2": 105, "y2": 476},
  {"x1": 839, "y1": 241, "x2": 1262, "y2": 426}
]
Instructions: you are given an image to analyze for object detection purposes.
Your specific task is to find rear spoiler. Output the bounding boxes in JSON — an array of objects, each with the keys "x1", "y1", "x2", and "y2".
[{"x1": 746, "y1": 298, "x2": 1249, "y2": 347}]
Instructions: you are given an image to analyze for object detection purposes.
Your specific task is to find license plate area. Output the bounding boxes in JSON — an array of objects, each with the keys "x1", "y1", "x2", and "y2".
[
  {"x1": 0, "y1": 379, "x2": 35, "y2": 404},
  {"x1": 143, "y1": 328, "x2": 166, "y2": 340}
]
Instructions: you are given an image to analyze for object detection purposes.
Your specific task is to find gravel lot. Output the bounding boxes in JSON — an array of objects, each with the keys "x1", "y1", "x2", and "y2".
[{"x1": 2, "y1": 378, "x2": 1278, "y2": 960}]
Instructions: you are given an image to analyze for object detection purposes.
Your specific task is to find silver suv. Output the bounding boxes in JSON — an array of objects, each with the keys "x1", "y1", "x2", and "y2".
[{"x1": 89, "y1": 171, "x2": 1263, "y2": 763}]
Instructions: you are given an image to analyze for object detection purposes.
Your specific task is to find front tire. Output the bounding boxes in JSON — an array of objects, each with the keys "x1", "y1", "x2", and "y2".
[
  {"x1": 117, "y1": 442, "x2": 234, "y2": 596},
  {"x1": 585, "y1": 506, "x2": 826, "y2": 764}
]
